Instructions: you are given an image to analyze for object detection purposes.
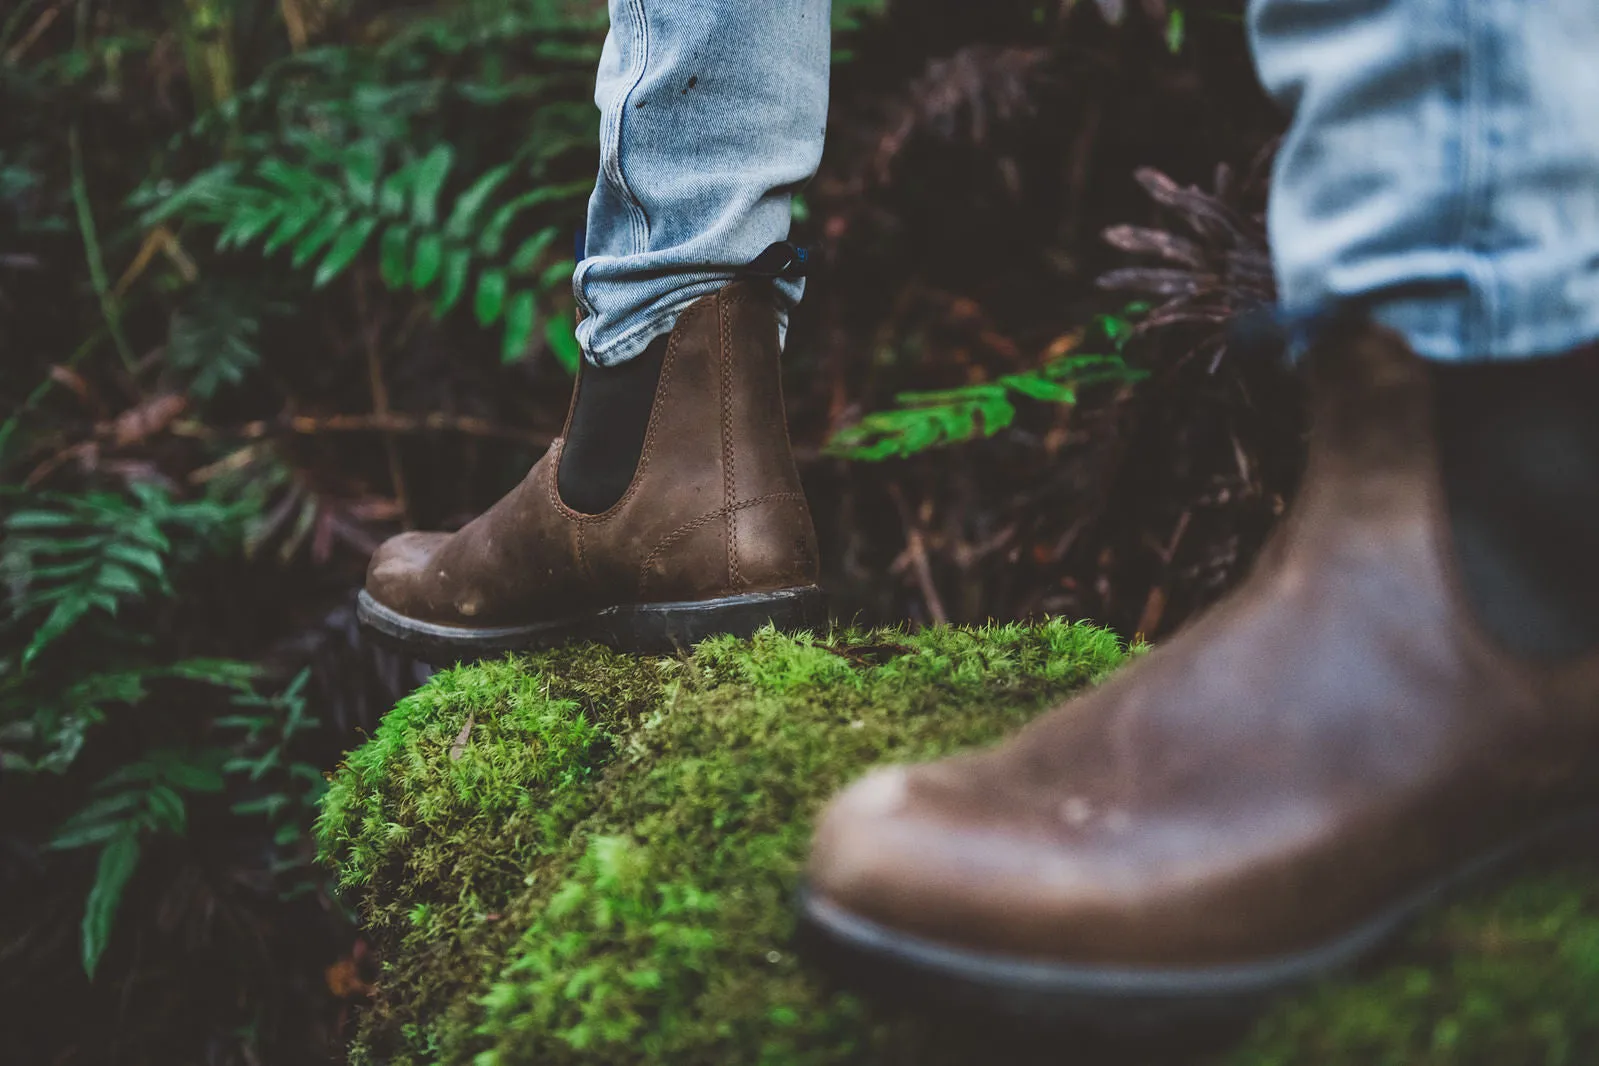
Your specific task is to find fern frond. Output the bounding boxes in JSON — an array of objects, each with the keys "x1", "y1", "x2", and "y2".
[
  {"x1": 1, "y1": 484, "x2": 249, "y2": 666},
  {"x1": 827, "y1": 310, "x2": 1150, "y2": 461},
  {"x1": 151, "y1": 134, "x2": 585, "y2": 364}
]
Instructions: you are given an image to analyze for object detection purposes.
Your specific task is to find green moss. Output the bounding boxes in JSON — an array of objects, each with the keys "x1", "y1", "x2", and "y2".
[
  {"x1": 1232, "y1": 874, "x2": 1599, "y2": 1066},
  {"x1": 318, "y1": 623, "x2": 1599, "y2": 1066}
]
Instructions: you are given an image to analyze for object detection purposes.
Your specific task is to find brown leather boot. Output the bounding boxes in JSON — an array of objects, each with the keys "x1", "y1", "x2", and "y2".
[
  {"x1": 802, "y1": 321, "x2": 1599, "y2": 1025},
  {"x1": 358, "y1": 281, "x2": 825, "y2": 661}
]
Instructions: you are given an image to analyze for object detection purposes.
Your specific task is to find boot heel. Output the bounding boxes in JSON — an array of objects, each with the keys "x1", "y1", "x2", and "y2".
[{"x1": 595, "y1": 586, "x2": 829, "y2": 654}]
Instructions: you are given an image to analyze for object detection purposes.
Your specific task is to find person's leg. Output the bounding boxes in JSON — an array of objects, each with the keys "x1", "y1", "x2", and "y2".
[
  {"x1": 358, "y1": 1, "x2": 831, "y2": 661},
  {"x1": 561, "y1": 0, "x2": 829, "y2": 515},
  {"x1": 575, "y1": 0, "x2": 830, "y2": 368},
  {"x1": 1258, "y1": 0, "x2": 1599, "y2": 657},
  {"x1": 1257, "y1": 0, "x2": 1599, "y2": 363},
  {"x1": 801, "y1": 0, "x2": 1599, "y2": 1022}
]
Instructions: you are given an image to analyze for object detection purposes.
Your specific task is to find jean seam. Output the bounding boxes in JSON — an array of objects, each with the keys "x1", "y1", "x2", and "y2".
[
  {"x1": 1459, "y1": 0, "x2": 1497, "y2": 356},
  {"x1": 604, "y1": 0, "x2": 652, "y2": 257}
]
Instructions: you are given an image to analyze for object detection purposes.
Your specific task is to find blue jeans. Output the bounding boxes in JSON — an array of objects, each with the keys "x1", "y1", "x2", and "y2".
[
  {"x1": 574, "y1": 0, "x2": 830, "y2": 366},
  {"x1": 577, "y1": 0, "x2": 1599, "y2": 366}
]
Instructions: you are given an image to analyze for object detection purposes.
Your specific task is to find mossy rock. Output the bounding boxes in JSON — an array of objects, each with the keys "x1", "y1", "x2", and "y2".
[{"x1": 317, "y1": 623, "x2": 1599, "y2": 1066}]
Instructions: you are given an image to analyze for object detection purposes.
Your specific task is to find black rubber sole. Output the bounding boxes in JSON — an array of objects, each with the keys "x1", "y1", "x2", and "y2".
[
  {"x1": 797, "y1": 806, "x2": 1599, "y2": 1035},
  {"x1": 357, "y1": 585, "x2": 828, "y2": 664}
]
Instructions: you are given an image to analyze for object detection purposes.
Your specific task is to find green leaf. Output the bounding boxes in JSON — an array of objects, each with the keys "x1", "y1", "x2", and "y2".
[
  {"x1": 378, "y1": 160, "x2": 415, "y2": 217},
  {"x1": 136, "y1": 162, "x2": 245, "y2": 226},
  {"x1": 232, "y1": 794, "x2": 289, "y2": 818},
  {"x1": 1166, "y1": 6, "x2": 1186, "y2": 53},
  {"x1": 82, "y1": 832, "x2": 140, "y2": 979},
  {"x1": 411, "y1": 233, "x2": 443, "y2": 289},
  {"x1": 435, "y1": 247, "x2": 471, "y2": 316},
  {"x1": 509, "y1": 228, "x2": 559, "y2": 274},
  {"x1": 1004, "y1": 375, "x2": 1078, "y2": 404},
  {"x1": 22, "y1": 558, "x2": 100, "y2": 580},
  {"x1": 6, "y1": 510, "x2": 79, "y2": 529},
  {"x1": 411, "y1": 144, "x2": 455, "y2": 227},
  {"x1": 49, "y1": 792, "x2": 145, "y2": 849},
  {"x1": 258, "y1": 159, "x2": 327, "y2": 199},
  {"x1": 216, "y1": 203, "x2": 282, "y2": 251},
  {"x1": 24, "y1": 597, "x2": 93, "y2": 666},
  {"x1": 475, "y1": 269, "x2": 508, "y2": 326},
  {"x1": 1095, "y1": 310, "x2": 1140, "y2": 347},
  {"x1": 94, "y1": 564, "x2": 144, "y2": 597},
  {"x1": 103, "y1": 542, "x2": 166, "y2": 579},
  {"x1": 145, "y1": 785, "x2": 187, "y2": 834},
  {"x1": 380, "y1": 225, "x2": 412, "y2": 288},
  {"x1": 290, "y1": 208, "x2": 350, "y2": 268},
  {"x1": 472, "y1": 182, "x2": 590, "y2": 255},
  {"x1": 48, "y1": 818, "x2": 128, "y2": 851},
  {"x1": 445, "y1": 164, "x2": 515, "y2": 240},
  {"x1": 975, "y1": 396, "x2": 1015, "y2": 436},
  {"x1": 314, "y1": 216, "x2": 379, "y2": 288},
  {"x1": 261, "y1": 201, "x2": 323, "y2": 255},
  {"x1": 477, "y1": 193, "x2": 534, "y2": 257},
  {"x1": 501, "y1": 290, "x2": 537, "y2": 363},
  {"x1": 167, "y1": 658, "x2": 258, "y2": 689},
  {"x1": 343, "y1": 140, "x2": 382, "y2": 207},
  {"x1": 163, "y1": 761, "x2": 224, "y2": 792},
  {"x1": 545, "y1": 314, "x2": 582, "y2": 376},
  {"x1": 538, "y1": 257, "x2": 576, "y2": 292}
]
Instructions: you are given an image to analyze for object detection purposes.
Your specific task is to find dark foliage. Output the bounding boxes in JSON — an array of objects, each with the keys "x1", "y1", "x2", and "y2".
[{"x1": 801, "y1": 0, "x2": 1296, "y2": 635}]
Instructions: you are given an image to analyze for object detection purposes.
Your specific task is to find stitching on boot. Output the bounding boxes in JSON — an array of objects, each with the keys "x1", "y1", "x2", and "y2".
[
  {"x1": 721, "y1": 290, "x2": 741, "y2": 589},
  {"x1": 637, "y1": 492, "x2": 805, "y2": 598}
]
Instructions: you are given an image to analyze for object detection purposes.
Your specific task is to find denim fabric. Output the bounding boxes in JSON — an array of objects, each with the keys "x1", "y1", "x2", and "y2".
[
  {"x1": 573, "y1": 0, "x2": 831, "y2": 367},
  {"x1": 580, "y1": 1, "x2": 1599, "y2": 365},
  {"x1": 1251, "y1": 0, "x2": 1599, "y2": 361}
]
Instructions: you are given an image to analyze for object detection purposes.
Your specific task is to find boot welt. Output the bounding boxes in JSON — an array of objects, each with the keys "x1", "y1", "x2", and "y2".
[
  {"x1": 795, "y1": 806, "x2": 1599, "y2": 1033},
  {"x1": 357, "y1": 585, "x2": 828, "y2": 664}
]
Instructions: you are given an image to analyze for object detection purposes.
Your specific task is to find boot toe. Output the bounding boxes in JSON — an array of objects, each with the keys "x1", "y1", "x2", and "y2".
[
  {"x1": 365, "y1": 531, "x2": 452, "y2": 616},
  {"x1": 807, "y1": 761, "x2": 1108, "y2": 960},
  {"x1": 808, "y1": 756, "x2": 1250, "y2": 967}
]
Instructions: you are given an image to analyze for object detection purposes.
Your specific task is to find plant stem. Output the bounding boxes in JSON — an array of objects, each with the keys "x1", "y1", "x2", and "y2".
[
  {"x1": 65, "y1": 0, "x2": 138, "y2": 376},
  {"x1": 356, "y1": 269, "x2": 412, "y2": 529},
  {"x1": 2, "y1": 0, "x2": 67, "y2": 63},
  {"x1": 0, "y1": 0, "x2": 45, "y2": 54},
  {"x1": 69, "y1": 125, "x2": 139, "y2": 377},
  {"x1": 180, "y1": 0, "x2": 236, "y2": 110},
  {"x1": 0, "y1": 325, "x2": 107, "y2": 471}
]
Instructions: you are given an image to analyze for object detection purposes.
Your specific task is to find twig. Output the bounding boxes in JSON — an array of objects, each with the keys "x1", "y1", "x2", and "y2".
[
  {"x1": 185, "y1": 412, "x2": 549, "y2": 443},
  {"x1": 0, "y1": 328, "x2": 105, "y2": 470},
  {"x1": 1134, "y1": 585, "x2": 1167, "y2": 642},
  {"x1": 449, "y1": 713, "x2": 475, "y2": 761},
  {"x1": 2, "y1": 0, "x2": 67, "y2": 63},
  {"x1": 887, "y1": 483, "x2": 949, "y2": 626},
  {"x1": 113, "y1": 225, "x2": 197, "y2": 298},
  {"x1": 1142, "y1": 509, "x2": 1191, "y2": 565},
  {"x1": 355, "y1": 269, "x2": 412, "y2": 529},
  {"x1": 24, "y1": 441, "x2": 95, "y2": 487}
]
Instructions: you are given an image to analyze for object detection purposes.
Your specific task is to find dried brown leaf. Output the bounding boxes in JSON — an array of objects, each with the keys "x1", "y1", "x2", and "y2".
[
  {"x1": 104, "y1": 393, "x2": 188, "y2": 448},
  {"x1": 1102, "y1": 225, "x2": 1207, "y2": 269},
  {"x1": 450, "y1": 714, "x2": 475, "y2": 762}
]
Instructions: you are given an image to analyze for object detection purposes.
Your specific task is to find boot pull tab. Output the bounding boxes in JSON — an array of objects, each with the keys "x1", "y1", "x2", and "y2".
[{"x1": 741, "y1": 241, "x2": 815, "y2": 280}]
